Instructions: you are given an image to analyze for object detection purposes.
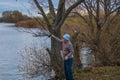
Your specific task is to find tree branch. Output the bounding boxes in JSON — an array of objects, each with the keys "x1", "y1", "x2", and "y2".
[
  {"x1": 83, "y1": 1, "x2": 96, "y2": 22},
  {"x1": 107, "y1": 6, "x2": 120, "y2": 16},
  {"x1": 55, "y1": 0, "x2": 65, "y2": 26},
  {"x1": 73, "y1": 12, "x2": 88, "y2": 24},
  {"x1": 48, "y1": 0, "x2": 56, "y2": 21},
  {"x1": 33, "y1": 0, "x2": 50, "y2": 26},
  {"x1": 101, "y1": 6, "x2": 120, "y2": 28},
  {"x1": 55, "y1": 0, "x2": 85, "y2": 30}
]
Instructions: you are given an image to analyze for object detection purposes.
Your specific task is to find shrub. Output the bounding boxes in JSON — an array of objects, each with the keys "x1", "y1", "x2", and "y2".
[{"x1": 18, "y1": 45, "x2": 55, "y2": 79}]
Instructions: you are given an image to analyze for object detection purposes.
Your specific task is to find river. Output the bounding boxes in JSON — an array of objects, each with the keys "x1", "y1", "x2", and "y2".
[{"x1": 0, "y1": 23, "x2": 50, "y2": 80}]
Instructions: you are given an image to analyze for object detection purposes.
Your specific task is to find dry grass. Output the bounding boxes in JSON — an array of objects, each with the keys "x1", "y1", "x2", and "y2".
[
  {"x1": 74, "y1": 66, "x2": 120, "y2": 80},
  {"x1": 15, "y1": 19, "x2": 40, "y2": 28}
]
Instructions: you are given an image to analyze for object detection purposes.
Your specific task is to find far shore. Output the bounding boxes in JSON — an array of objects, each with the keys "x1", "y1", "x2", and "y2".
[{"x1": 0, "y1": 20, "x2": 41, "y2": 28}]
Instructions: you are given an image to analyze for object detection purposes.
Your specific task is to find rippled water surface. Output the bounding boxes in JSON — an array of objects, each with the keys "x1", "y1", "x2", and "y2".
[{"x1": 0, "y1": 23, "x2": 50, "y2": 80}]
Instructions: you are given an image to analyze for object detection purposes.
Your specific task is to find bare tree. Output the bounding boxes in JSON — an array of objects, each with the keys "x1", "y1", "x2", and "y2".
[
  {"x1": 70, "y1": 0, "x2": 120, "y2": 65},
  {"x1": 30, "y1": 0, "x2": 84, "y2": 79}
]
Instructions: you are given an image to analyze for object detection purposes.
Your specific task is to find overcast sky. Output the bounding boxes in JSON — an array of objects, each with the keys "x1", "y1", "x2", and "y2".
[{"x1": 0, "y1": 0, "x2": 58, "y2": 17}]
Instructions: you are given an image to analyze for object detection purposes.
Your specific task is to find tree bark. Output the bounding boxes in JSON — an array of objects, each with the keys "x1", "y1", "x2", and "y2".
[
  {"x1": 71, "y1": 31, "x2": 81, "y2": 70},
  {"x1": 50, "y1": 29, "x2": 65, "y2": 79}
]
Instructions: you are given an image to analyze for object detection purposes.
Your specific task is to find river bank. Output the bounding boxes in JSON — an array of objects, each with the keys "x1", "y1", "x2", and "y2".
[{"x1": 15, "y1": 19, "x2": 41, "y2": 28}]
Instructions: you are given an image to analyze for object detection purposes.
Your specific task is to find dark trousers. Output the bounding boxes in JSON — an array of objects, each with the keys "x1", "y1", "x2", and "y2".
[{"x1": 64, "y1": 58, "x2": 74, "y2": 80}]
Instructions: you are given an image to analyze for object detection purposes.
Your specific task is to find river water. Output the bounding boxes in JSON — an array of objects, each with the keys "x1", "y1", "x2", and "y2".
[{"x1": 0, "y1": 23, "x2": 50, "y2": 80}]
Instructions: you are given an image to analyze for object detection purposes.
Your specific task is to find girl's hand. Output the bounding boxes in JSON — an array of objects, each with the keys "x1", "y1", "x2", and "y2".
[{"x1": 65, "y1": 56, "x2": 68, "y2": 60}]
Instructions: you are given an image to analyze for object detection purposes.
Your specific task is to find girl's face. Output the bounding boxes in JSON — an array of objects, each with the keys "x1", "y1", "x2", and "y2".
[{"x1": 63, "y1": 38, "x2": 68, "y2": 43}]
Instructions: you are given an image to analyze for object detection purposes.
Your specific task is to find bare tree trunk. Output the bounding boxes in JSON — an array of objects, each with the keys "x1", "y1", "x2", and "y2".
[
  {"x1": 71, "y1": 31, "x2": 81, "y2": 69},
  {"x1": 50, "y1": 29, "x2": 65, "y2": 79}
]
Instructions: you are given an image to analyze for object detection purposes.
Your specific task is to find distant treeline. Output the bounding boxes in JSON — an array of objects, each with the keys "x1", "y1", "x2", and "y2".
[{"x1": 0, "y1": 10, "x2": 31, "y2": 23}]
